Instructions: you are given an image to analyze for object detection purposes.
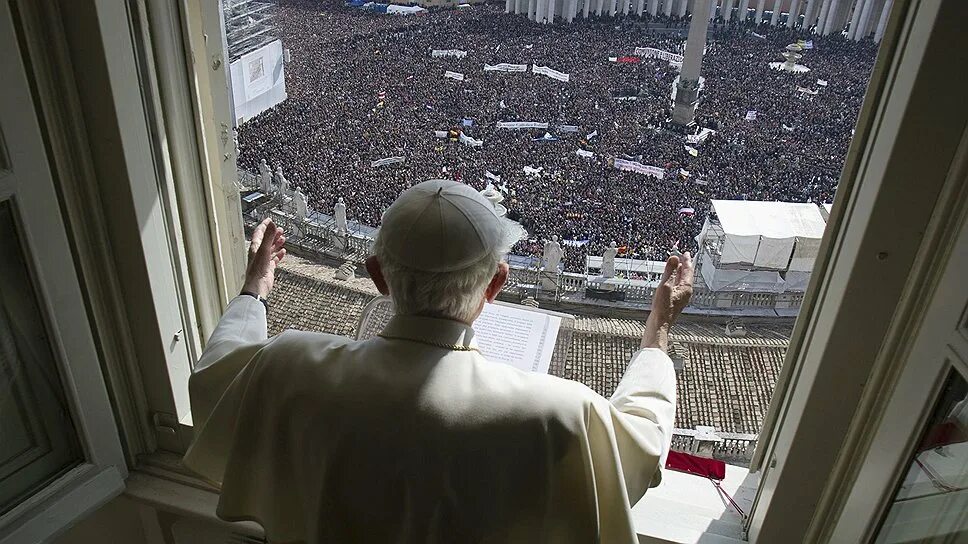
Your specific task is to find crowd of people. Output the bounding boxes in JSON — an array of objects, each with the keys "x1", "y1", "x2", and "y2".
[{"x1": 237, "y1": 0, "x2": 879, "y2": 273}]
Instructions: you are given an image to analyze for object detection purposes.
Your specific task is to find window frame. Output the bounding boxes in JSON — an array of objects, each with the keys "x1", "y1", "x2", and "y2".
[
  {"x1": 747, "y1": 0, "x2": 968, "y2": 540},
  {"x1": 0, "y1": 2, "x2": 128, "y2": 541},
  {"x1": 22, "y1": 0, "x2": 968, "y2": 541}
]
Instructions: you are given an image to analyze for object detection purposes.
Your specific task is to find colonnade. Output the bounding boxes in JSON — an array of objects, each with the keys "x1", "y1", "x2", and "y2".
[{"x1": 504, "y1": 0, "x2": 892, "y2": 42}]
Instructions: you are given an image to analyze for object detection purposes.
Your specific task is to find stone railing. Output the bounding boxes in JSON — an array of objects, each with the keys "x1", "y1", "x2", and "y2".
[
  {"x1": 240, "y1": 175, "x2": 805, "y2": 315},
  {"x1": 671, "y1": 427, "x2": 758, "y2": 467}
]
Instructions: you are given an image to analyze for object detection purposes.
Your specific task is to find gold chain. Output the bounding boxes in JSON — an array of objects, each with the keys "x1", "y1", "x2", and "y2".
[{"x1": 377, "y1": 334, "x2": 479, "y2": 352}]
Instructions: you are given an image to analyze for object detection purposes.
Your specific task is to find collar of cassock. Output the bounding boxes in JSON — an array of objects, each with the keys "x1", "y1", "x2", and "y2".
[{"x1": 379, "y1": 314, "x2": 480, "y2": 352}]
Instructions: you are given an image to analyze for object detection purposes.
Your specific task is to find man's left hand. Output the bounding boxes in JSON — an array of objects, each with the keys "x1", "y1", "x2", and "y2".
[{"x1": 243, "y1": 217, "x2": 286, "y2": 299}]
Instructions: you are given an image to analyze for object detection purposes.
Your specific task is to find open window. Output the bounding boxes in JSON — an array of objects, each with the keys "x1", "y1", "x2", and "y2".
[{"x1": 5, "y1": 0, "x2": 968, "y2": 542}]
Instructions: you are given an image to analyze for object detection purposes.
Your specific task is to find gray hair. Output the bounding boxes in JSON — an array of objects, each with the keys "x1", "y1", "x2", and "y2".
[{"x1": 373, "y1": 219, "x2": 525, "y2": 323}]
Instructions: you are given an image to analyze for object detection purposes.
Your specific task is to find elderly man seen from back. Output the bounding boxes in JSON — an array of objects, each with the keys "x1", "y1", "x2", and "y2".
[{"x1": 184, "y1": 179, "x2": 694, "y2": 544}]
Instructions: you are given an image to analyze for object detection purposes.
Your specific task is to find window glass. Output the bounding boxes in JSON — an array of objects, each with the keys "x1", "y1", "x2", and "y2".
[
  {"x1": 0, "y1": 199, "x2": 83, "y2": 515},
  {"x1": 875, "y1": 368, "x2": 968, "y2": 543}
]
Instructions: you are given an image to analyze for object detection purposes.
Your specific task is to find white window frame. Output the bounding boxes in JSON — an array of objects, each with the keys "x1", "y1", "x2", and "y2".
[
  {"x1": 748, "y1": 0, "x2": 968, "y2": 540},
  {"x1": 0, "y1": 2, "x2": 127, "y2": 542},
  {"x1": 16, "y1": 0, "x2": 968, "y2": 541}
]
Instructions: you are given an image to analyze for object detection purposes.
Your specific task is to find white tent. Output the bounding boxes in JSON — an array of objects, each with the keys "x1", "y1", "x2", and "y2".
[{"x1": 710, "y1": 200, "x2": 826, "y2": 271}]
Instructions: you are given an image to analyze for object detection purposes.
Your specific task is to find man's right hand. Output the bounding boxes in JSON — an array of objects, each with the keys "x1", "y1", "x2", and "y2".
[
  {"x1": 242, "y1": 217, "x2": 286, "y2": 299},
  {"x1": 642, "y1": 252, "x2": 694, "y2": 351}
]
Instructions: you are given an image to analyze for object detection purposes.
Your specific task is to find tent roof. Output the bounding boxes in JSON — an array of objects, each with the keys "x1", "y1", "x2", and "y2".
[{"x1": 711, "y1": 200, "x2": 826, "y2": 240}]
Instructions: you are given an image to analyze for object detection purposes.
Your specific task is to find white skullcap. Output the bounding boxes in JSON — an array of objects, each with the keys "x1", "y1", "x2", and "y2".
[{"x1": 378, "y1": 179, "x2": 511, "y2": 273}]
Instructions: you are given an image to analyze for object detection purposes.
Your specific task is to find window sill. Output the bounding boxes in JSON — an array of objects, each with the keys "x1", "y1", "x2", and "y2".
[
  {"x1": 129, "y1": 453, "x2": 754, "y2": 543},
  {"x1": 634, "y1": 463, "x2": 756, "y2": 543}
]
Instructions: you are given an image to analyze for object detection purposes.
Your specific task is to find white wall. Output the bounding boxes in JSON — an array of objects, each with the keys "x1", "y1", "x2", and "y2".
[{"x1": 230, "y1": 39, "x2": 287, "y2": 125}]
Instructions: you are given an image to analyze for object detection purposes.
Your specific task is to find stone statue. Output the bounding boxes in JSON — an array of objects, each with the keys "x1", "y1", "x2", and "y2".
[
  {"x1": 334, "y1": 198, "x2": 348, "y2": 233},
  {"x1": 602, "y1": 241, "x2": 618, "y2": 279},
  {"x1": 542, "y1": 235, "x2": 563, "y2": 272},
  {"x1": 258, "y1": 159, "x2": 272, "y2": 194},
  {"x1": 274, "y1": 166, "x2": 290, "y2": 197},
  {"x1": 293, "y1": 189, "x2": 308, "y2": 220}
]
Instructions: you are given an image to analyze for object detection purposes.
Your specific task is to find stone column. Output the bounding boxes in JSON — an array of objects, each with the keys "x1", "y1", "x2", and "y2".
[
  {"x1": 664, "y1": 0, "x2": 674, "y2": 16},
  {"x1": 621, "y1": 0, "x2": 630, "y2": 15},
  {"x1": 816, "y1": 0, "x2": 832, "y2": 33},
  {"x1": 754, "y1": 0, "x2": 766, "y2": 23},
  {"x1": 609, "y1": 0, "x2": 618, "y2": 16},
  {"x1": 861, "y1": 0, "x2": 884, "y2": 36},
  {"x1": 737, "y1": 0, "x2": 750, "y2": 20},
  {"x1": 679, "y1": 0, "x2": 688, "y2": 16},
  {"x1": 672, "y1": 0, "x2": 712, "y2": 125},
  {"x1": 846, "y1": 0, "x2": 864, "y2": 39},
  {"x1": 648, "y1": 0, "x2": 659, "y2": 15},
  {"x1": 802, "y1": 0, "x2": 817, "y2": 27},
  {"x1": 770, "y1": 0, "x2": 781, "y2": 25},
  {"x1": 723, "y1": 0, "x2": 734, "y2": 21},
  {"x1": 786, "y1": 0, "x2": 800, "y2": 26},
  {"x1": 853, "y1": 0, "x2": 875, "y2": 38},
  {"x1": 710, "y1": 0, "x2": 718, "y2": 19},
  {"x1": 874, "y1": 0, "x2": 893, "y2": 42}
]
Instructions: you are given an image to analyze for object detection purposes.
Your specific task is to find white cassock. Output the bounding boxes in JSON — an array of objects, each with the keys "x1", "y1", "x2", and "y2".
[{"x1": 184, "y1": 296, "x2": 676, "y2": 544}]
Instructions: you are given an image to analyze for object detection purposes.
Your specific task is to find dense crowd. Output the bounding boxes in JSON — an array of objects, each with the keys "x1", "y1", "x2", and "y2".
[{"x1": 237, "y1": 0, "x2": 878, "y2": 272}]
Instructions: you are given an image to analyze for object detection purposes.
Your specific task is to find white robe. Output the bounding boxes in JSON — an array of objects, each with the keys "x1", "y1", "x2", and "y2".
[{"x1": 184, "y1": 296, "x2": 676, "y2": 543}]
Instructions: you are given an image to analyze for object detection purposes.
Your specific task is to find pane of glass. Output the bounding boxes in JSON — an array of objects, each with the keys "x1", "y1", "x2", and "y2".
[
  {"x1": 215, "y1": 0, "x2": 889, "y2": 467},
  {"x1": 875, "y1": 369, "x2": 968, "y2": 543},
  {"x1": 0, "y1": 199, "x2": 83, "y2": 515}
]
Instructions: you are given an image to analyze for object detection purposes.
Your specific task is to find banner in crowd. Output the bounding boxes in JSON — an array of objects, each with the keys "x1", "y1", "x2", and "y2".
[
  {"x1": 533, "y1": 132, "x2": 559, "y2": 143},
  {"x1": 433, "y1": 130, "x2": 448, "y2": 138},
  {"x1": 485, "y1": 171, "x2": 501, "y2": 182},
  {"x1": 745, "y1": 110, "x2": 758, "y2": 121},
  {"x1": 634, "y1": 47, "x2": 684, "y2": 64},
  {"x1": 608, "y1": 56, "x2": 641, "y2": 63},
  {"x1": 782, "y1": 123, "x2": 796, "y2": 132},
  {"x1": 371, "y1": 156, "x2": 405, "y2": 167},
  {"x1": 576, "y1": 149, "x2": 594, "y2": 158},
  {"x1": 496, "y1": 121, "x2": 549, "y2": 129},
  {"x1": 483, "y1": 63, "x2": 528, "y2": 72},
  {"x1": 685, "y1": 145, "x2": 699, "y2": 157},
  {"x1": 531, "y1": 65, "x2": 570, "y2": 82},
  {"x1": 561, "y1": 239, "x2": 589, "y2": 247},
  {"x1": 431, "y1": 49, "x2": 467, "y2": 58},
  {"x1": 523, "y1": 166, "x2": 543, "y2": 176},
  {"x1": 817, "y1": 79, "x2": 829, "y2": 87},
  {"x1": 751, "y1": 32, "x2": 766, "y2": 39},
  {"x1": 613, "y1": 158, "x2": 664, "y2": 179},
  {"x1": 586, "y1": 130, "x2": 599, "y2": 140},
  {"x1": 685, "y1": 127, "x2": 715, "y2": 144},
  {"x1": 559, "y1": 125, "x2": 579, "y2": 133},
  {"x1": 462, "y1": 118, "x2": 474, "y2": 126},
  {"x1": 444, "y1": 71, "x2": 465, "y2": 81},
  {"x1": 796, "y1": 87, "x2": 819, "y2": 95},
  {"x1": 459, "y1": 132, "x2": 484, "y2": 148}
]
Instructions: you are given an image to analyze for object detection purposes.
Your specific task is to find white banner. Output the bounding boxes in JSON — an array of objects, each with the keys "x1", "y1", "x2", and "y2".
[
  {"x1": 483, "y1": 63, "x2": 528, "y2": 72},
  {"x1": 531, "y1": 64, "x2": 570, "y2": 82},
  {"x1": 576, "y1": 149, "x2": 594, "y2": 158},
  {"x1": 523, "y1": 166, "x2": 544, "y2": 176},
  {"x1": 496, "y1": 121, "x2": 549, "y2": 129},
  {"x1": 817, "y1": 79, "x2": 829, "y2": 86},
  {"x1": 444, "y1": 71, "x2": 465, "y2": 81},
  {"x1": 433, "y1": 130, "x2": 448, "y2": 138},
  {"x1": 685, "y1": 127, "x2": 715, "y2": 144},
  {"x1": 431, "y1": 49, "x2": 467, "y2": 58},
  {"x1": 796, "y1": 87, "x2": 819, "y2": 95},
  {"x1": 613, "y1": 158, "x2": 664, "y2": 179},
  {"x1": 586, "y1": 130, "x2": 599, "y2": 140},
  {"x1": 485, "y1": 171, "x2": 501, "y2": 182},
  {"x1": 459, "y1": 132, "x2": 484, "y2": 148},
  {"x1": 634, "y1": 47, "x2": 684, "y2": 64},
  {"x1": 559, "y1": 125, "x2": 579, "y2": 133},
  {"x1": 371, "y1": 156, "x2": 405, "y2": 167},
  {"x1": 745, "y1": 110, "x2": 758, "y2": 121}
]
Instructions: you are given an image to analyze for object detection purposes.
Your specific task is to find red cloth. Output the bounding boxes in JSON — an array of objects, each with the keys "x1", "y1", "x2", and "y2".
[
  {"x1": 617, "y1": 56, "x2": 641, "y2": 63},
  {"x1": 666, "y1": 450, "x2": 726, "y2": 480}
]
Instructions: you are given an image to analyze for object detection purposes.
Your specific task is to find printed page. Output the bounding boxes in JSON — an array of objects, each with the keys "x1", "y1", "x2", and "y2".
[{"x1": 473, "y1": 303, "x2": 561, "y2": 374}]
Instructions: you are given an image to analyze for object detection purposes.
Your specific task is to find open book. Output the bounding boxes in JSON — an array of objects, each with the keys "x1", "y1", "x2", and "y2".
[{"x1": 356, "y1": 297, "x2": 573, "y2": 374}]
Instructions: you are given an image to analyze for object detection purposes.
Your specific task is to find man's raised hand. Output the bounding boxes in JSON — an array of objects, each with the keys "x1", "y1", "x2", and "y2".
[
  {"x1": 243, "y1": 217, "x2": 286, "y2": 299},
  {"x1": 642, "y1": 251, "x2": 694, "y2": 351}
]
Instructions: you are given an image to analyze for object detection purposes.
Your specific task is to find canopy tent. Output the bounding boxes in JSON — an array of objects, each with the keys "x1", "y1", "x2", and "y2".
[
  {"x1": 700, "y1": 255, "x2": 786, "y2": 292},
  {"x1": 709, "y1": 200, "x2": 826, "y2": 271}
]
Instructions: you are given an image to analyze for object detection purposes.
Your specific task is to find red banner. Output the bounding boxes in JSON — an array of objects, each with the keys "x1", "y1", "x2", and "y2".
[{"x1": 617, "y1": 56, "x2": 641, "y2": 64}]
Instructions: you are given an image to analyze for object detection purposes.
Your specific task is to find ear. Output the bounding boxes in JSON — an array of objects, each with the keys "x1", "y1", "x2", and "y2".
[
  {"x1": 365, "y1": 256, "x2": 390, "y2": 295},
  {"x1": 484, "y1": 262, "x2": 509, "y2": 303}
]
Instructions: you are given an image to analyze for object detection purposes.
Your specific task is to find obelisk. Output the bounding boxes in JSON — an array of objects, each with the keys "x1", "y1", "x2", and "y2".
[{"x1": 672, "y1": 0, "x2": 713, "y2": 126}]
